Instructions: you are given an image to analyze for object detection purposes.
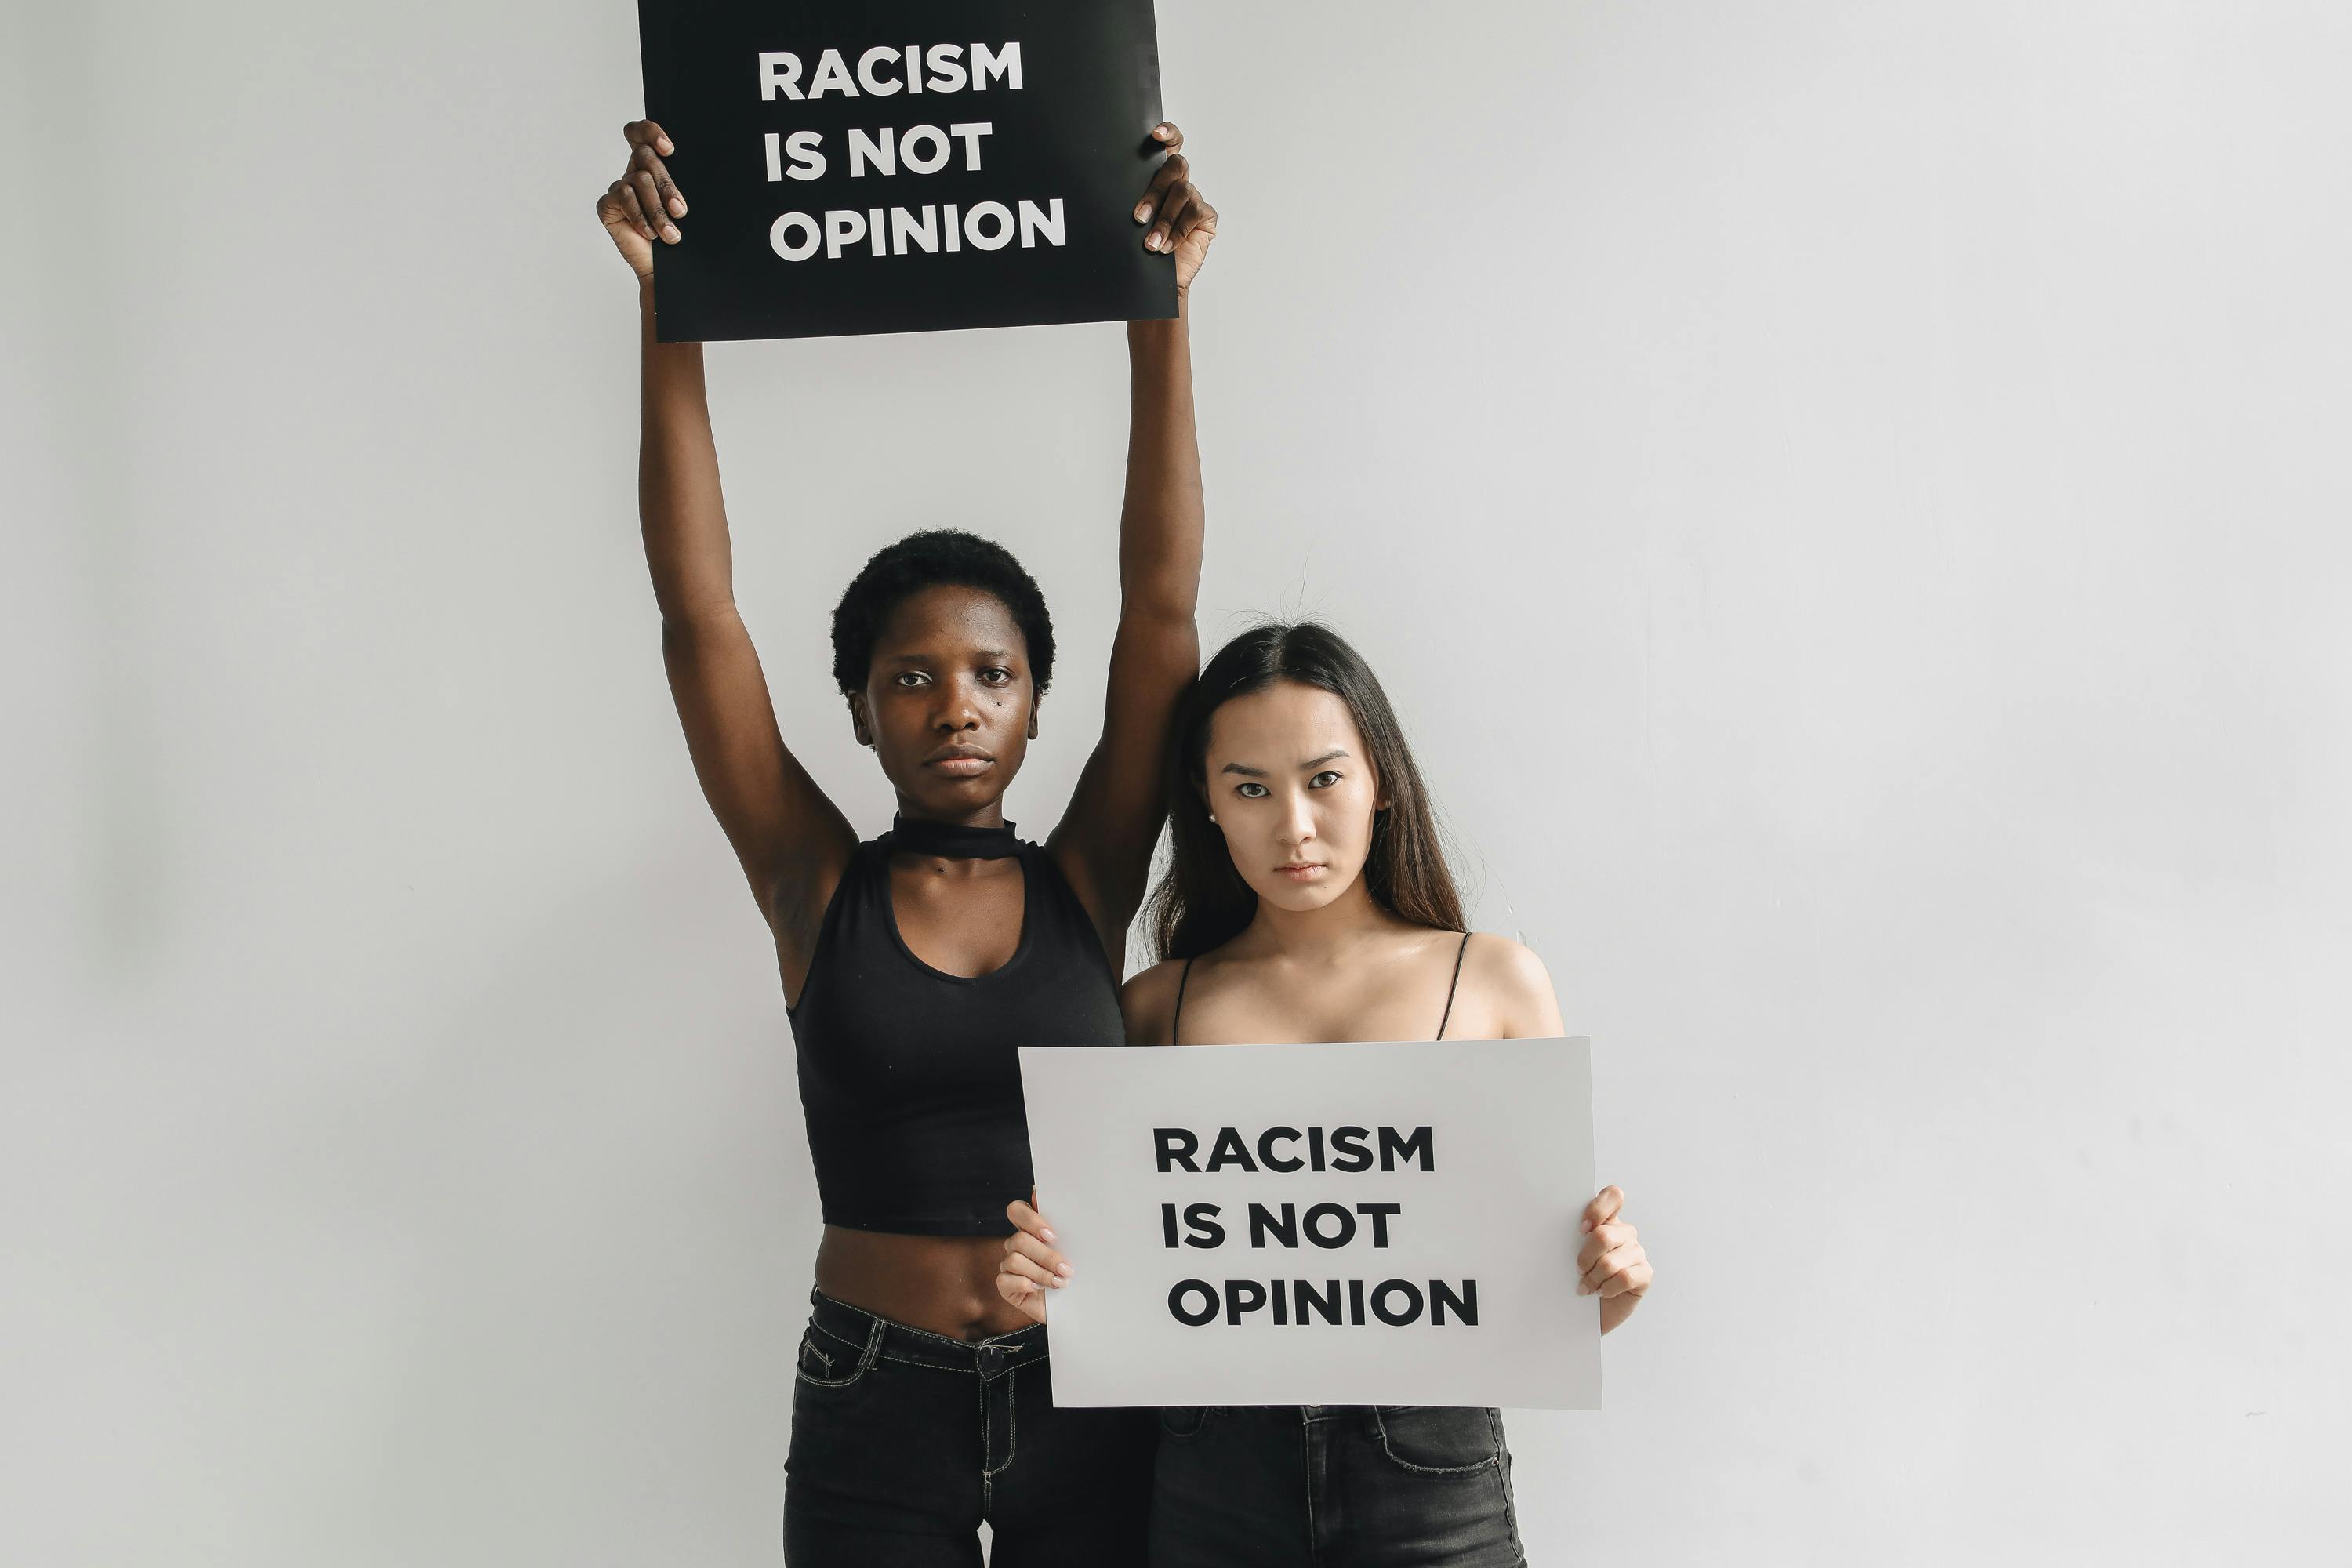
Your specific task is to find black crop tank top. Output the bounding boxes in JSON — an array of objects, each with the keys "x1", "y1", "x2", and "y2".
[{"x1": 787, "y1": 818, "x2": 1127, "y2": 1236}]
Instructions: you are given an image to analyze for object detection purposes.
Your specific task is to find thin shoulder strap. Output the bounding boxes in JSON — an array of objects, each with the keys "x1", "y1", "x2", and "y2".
[
  {"x1": 1434, "y1": 932, "x2": 1472, "y2": 1041},
  {"x1": 1171, "y1": 957, "x2": 1196, "y2": 1046}
]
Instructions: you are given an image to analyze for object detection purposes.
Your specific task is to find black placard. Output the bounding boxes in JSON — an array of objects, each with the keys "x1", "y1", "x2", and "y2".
[{"x1": 635, "y1": 1, "x2": 1177, "y2": 342}]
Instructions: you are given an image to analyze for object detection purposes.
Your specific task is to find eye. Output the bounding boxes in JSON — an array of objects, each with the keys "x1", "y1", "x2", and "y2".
[
  {"x1": 979, "y1": 666, "x2": 1013, "y2": 686},
  {"x1": 894, "y1": 671, "x2": 931, "y2": 688},
  {"x1": 1233, "y1": 782, "x2": 1269, "y2": 800},
  {"x1": 1309, "y1": 771, "x2": 1342, "y2": 789}
]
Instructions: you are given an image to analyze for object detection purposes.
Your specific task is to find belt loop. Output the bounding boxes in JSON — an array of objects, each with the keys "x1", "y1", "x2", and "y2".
[
  {"x1": 978, "y1": 1336, "x2": 1030, "y2": 1383},
  {"x1": 857, "y1": 1312, "x2": 886, "y2": 1373}
]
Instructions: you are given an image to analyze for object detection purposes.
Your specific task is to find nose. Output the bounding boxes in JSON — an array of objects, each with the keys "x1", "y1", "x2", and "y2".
[
  {"x1": 1276, "y1": 793, "x2": 1316, "y2": 850},
  {"x1": 931, "y1": 677, "x2": 983, "y2": 732}
]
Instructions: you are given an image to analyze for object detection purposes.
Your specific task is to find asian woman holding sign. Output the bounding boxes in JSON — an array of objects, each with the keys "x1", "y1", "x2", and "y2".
[
  {"x1": 596, "y1": 120, "x2": 1216, "y2": 1566},
  {"x1": 997, "y1": 622, "x2": 1655, "y2": 1568}
]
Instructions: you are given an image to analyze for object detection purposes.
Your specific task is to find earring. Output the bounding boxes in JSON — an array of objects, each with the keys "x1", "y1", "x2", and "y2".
[{"x1": 1207, "y1": 812, "x2": 1218, "y2": 822}]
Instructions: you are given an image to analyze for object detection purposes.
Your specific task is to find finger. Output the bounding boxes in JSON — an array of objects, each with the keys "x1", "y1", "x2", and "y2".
[
  {"x1": 597, "y1": 181, "x2": 631, "y2": 232},
  {"x1": 1174, "y1": 194, "x2": 1216, "y2": 245},
  {"x1": 1134, "y1": 153, "x2": 1189, "y2": 225},
  {"x1": 612, "y1": 179, "x2": 655, "y2": 243},
  {"x1": 615, "y1": 176, "x2": 655, "y2": 242},
  {"x1": 1152, "y1": 121, "x2": 1183, "y2": 155},
  {"x1": 1577, "y1": 1246, "x2": 1628, "y2": 1296},
  {"x1": 1004, "y1": 1231, "x2": 1071, "y2": 1278},
  {"x1": 1001, "y1": 1253, "x2": 1065, "y2": 1290},
  {"x1": 1005, "y1": 1200, "x2": 1056, "y2": 1244},
  {"x1": 1580, "y1": 1185, "x2": 1624, "y2": 1233},
  {"x1": 996, "y1": 1272, "x2": 1047, "y2": 1323},
  {"x1": 1144, "y1": 152, "x2": 1189, "y2": 200},
  {"x1": 1574, "y1": 1221, "x2": 1638, "y2": 1272},
  {"x1": 1597, "y1": 1258, "x2": 1653, "y2": 1300},
  {"x1": 624, "y1": 118, "x2": 676, "y2": 158},
  {"x1": 1579, "y1": 1243, "x2": 1643, "y2": 1295},
  {"x1": 630, "y1": 165, "x2": 680, "y2": 243},
  {"x1": 1147, "y1": 187, "x2": 1196, "y2": 253},
  {"x1": 629, "y1": 140, "x2": 688, "y2": 218},
  {"x1": 1167, "y1": 190, "x2": 1215, "y2": 249}
]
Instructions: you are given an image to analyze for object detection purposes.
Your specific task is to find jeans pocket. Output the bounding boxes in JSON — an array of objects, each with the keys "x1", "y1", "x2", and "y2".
[
  {"x1": 793, "y1": 1327, "x2": 869, "y2": 1390},
  {"x1": 1157, "y1": 1405, "x2": 1217, "y2": 1442},
  {"x1": 1372, "y1": 1406, "x2": 1504, "y2": 1475}
]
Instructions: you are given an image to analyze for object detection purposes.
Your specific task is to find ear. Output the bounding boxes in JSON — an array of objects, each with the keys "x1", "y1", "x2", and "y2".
[
  {"x1": 848, "y1": 691, "x2": 873, "y2": 747},
  {"x1": 1026, "y1": 696, "x2": 1040, "y2": 742}
]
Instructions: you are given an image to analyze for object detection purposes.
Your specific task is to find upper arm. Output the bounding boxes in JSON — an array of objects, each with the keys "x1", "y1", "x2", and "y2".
[
  {"x1": 1044, "y1": 321, "x2": 1204, "y2": 946},
  {"x1": 1472, "y1": 935, "x2": 1568, "y2": 1039},
  {"x1": 1120, "y1": 959, "x2": 1187, "y2": 1046},
  {"x1": 1047, "y1": 608, "x2": 1200, "y2": 943},
  {"x1": 659, "y1": 607, "x2": 857, "y2": 930}
]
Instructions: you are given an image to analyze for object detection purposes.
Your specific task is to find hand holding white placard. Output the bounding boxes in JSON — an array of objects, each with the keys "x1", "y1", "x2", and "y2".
[{"x1": 1015, "y1": 1037, "x2": 1603, "y2": 1409}]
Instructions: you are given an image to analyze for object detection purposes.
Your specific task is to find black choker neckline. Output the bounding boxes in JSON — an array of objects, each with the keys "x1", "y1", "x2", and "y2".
[{"x1": 887, "y1": 814, "x2": 1022, "y2": 860}]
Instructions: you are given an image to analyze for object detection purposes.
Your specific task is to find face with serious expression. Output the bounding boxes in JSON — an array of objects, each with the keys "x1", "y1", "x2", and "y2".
[
  {"x1": 1200, "y1": 681, "x2": 1389, "y2": 916},
  {"x1": 851, "y1": 584, "x2": 1038, "y2": 821}
]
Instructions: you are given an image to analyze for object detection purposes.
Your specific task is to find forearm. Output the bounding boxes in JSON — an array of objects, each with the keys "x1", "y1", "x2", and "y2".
[
  {"x1": 1117, "y1": 299, "x2": 1204, "y2": 622},
  {"x1": 637, "y1": 278, "x2": 736, "y2": 622}
]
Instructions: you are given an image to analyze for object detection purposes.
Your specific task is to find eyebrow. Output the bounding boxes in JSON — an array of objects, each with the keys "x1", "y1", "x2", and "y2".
[{"x1": 1218, "y1": 749, "x2": 1352, "y2": 778}]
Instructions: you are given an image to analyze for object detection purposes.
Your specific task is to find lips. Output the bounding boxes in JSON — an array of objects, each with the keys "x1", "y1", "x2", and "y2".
[
  {"x1": 1275, "y1": 863, "x2": 1327, "y2": 879},
  {"x1": 925, "y1": 744, "x2": 995, "y2": 776}
]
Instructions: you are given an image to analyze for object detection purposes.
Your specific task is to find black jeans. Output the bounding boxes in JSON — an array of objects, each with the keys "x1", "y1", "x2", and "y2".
[
  {"x1": 1149, "y1": 1405, "x2": 1527, "y2": 1568},
  {"x1": 782, "y1": 1289, "x2": 1156, "y2": 1566}
]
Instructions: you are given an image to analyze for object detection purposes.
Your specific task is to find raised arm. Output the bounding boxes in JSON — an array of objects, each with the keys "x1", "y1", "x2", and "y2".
[
  {"x1": 1049, "y1": 124, "x2": 1218, "y2": 960},
  {"x1": 600, "y1": 122, "x2": 855, "y2": 981}
]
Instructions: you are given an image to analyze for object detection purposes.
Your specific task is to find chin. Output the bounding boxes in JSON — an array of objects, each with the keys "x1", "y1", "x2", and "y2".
[
  {"x1": 935, "y1": 781, "x2": 1009, "y2": 811},
  {"x1": 894, "y1": 762, "x2": 1017, "y2": 807},
  {"x1": 1247, "y1": 877, "x2": 1347, "y2": 914}
]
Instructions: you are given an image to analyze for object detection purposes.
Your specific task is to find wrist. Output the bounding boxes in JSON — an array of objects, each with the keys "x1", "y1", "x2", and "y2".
[{"x1": 1128, "y1": 309, "x2": 1187, "y2": 348}]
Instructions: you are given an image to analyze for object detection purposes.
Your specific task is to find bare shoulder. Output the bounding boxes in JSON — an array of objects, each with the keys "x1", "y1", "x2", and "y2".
[
  {"x1": 1461, "y1": 932, "x2": 1566, "y2": 1038},
  {"x1": 1120, "y1": 956, "x2": 1191, "y2": 1045}
]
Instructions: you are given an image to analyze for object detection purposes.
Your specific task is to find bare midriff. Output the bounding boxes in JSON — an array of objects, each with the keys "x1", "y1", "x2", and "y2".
[{"x1": 814, "y1": 1226, "x2": 1033, "y2": 1340}]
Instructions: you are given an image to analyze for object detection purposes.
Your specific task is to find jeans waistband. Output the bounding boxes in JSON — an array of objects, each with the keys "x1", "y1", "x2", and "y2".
[{"x1": 804, "y1": 1287, "x2": 1048, "y2": 1384}]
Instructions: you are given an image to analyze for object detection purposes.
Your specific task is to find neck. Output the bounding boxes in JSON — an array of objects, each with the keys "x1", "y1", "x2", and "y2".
[
  {"x1": 893, "y1": 800, "x2": 1009, "y2": 830},
  {"x1": 886, "y1": 809, "x2": 1021, "y2": 864}
]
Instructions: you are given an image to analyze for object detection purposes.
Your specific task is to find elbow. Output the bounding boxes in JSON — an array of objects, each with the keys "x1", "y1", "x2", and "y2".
[{"x1": 658, "y1": 597, "x2": 743, "y2": 644}]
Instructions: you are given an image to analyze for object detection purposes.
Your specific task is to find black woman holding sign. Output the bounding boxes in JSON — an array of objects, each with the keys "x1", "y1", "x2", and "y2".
[
  {"x1": 596, "y1": 118, "x2": 1215, "y2": 1566},
  {"x1": 996, "y1": 622, "x2": 1657, "y2": 1567}
]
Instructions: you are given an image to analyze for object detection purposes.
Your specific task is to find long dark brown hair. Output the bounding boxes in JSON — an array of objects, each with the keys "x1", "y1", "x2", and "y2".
[{"x1": 1145, "y1": 622, "x2": 1464, "y2": 960}]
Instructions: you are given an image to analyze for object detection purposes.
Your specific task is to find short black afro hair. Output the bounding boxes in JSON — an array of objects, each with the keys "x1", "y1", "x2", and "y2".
[{"x1": 831, "y1": 528, "x2": 1057, "y2": 697}]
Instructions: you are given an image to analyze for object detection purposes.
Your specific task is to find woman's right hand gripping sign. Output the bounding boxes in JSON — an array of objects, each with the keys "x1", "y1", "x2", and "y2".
[
  {"x1": 996, "y1": 1196, "x2": 1073, "y2": 1326},
  {"x1": 596, "y1": 120, "x2": 685, "y2": 281}
]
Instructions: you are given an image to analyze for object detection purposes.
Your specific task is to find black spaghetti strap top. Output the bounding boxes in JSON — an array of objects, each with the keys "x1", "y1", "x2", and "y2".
[
  {"x1": 788, "y1": 819, "x2": 1126, "y2": 1236},
  {"x1": 1171, "y1": 931, "x2": 1473, "y2": 1044}
]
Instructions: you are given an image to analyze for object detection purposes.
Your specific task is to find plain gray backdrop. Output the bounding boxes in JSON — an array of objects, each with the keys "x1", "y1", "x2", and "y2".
[{"x1": 5, "y1": 1, "x2": 2347, "y2": 1563}]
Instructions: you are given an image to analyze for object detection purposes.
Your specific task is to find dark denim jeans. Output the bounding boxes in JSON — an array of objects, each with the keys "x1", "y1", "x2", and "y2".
[
  {"x1": 1149, "y1": 1404, "x2": 1527, "y2": 1568},
  {"x1": 782, "y1": 1290, "x2": 1156, "y2": 1566}
]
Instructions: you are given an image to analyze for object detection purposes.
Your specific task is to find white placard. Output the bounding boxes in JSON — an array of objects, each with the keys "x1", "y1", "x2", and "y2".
[{"x1": 1017, "y1": 1037, "x2": 1601, "y2": 1409}]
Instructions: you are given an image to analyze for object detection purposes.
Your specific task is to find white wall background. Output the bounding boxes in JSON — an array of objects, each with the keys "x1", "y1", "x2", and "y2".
[{"x1": 6, "y1": 2, "x2": 2347, "y2": 1562}]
